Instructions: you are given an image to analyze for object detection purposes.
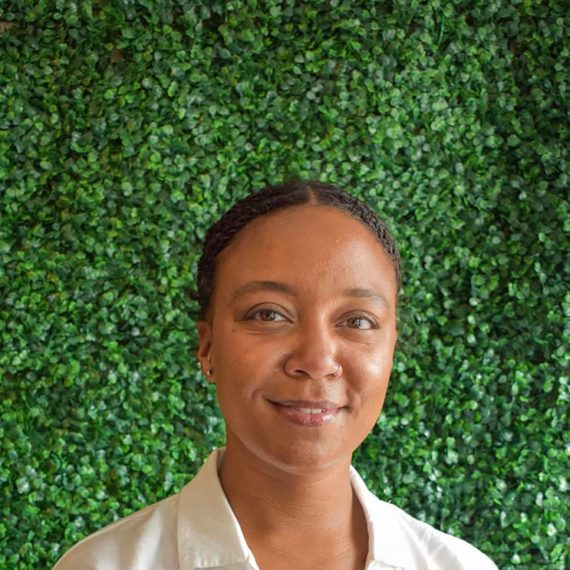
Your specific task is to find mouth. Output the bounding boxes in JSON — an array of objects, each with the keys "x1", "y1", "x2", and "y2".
[{"x1": 267, "y1": 399, "x2": 343, "y2": 426}]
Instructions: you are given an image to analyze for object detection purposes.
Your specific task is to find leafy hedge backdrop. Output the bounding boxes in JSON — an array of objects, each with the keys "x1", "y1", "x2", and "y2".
[{"x1": 0, "y1": 0, "x2": 568, "y2": 568}]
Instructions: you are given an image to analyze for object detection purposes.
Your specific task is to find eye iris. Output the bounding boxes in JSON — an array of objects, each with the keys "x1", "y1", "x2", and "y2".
[
  {"x1": 260, "y1": 310, "x2": 277, "y2": 321},
  {"x1": 350, "y1": 317, "x2": 369, "y2": 329}
]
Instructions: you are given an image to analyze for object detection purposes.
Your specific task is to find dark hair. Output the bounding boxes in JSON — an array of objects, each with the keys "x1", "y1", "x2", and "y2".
[{"x1": 196, "y1": 180, "x2": 401, "y2": 318}]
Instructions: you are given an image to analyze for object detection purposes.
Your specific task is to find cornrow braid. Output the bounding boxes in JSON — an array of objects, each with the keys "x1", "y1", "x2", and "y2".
[{"x1": 196, "y1": 180, "x2": 401, "y2": 318}]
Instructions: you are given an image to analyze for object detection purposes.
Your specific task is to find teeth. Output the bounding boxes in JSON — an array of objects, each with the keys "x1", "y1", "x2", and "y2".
[{"x1": 298, "y1": 407, "x2": 325, "y2": 414}]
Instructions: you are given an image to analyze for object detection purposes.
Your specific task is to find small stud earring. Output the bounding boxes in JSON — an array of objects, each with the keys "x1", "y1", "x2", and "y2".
[{"x1": 207, "y1": 353, "x2": 214, "y2": 376}]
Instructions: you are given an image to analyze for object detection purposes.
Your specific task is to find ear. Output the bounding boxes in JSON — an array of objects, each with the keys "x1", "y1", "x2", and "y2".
[{"x1": 197, "y1": 320, "x2": 214, "y2": 382}]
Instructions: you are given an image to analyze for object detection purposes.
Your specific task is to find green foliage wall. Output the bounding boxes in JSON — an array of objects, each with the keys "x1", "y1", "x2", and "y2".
[{"x1": 0, "y1": 1, "x2": 568, "y2": 568}]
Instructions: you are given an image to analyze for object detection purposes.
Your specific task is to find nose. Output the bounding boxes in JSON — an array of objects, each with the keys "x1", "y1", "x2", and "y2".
[{"x1": 283, "y1": 321, "x2": 341, "y2": 380}]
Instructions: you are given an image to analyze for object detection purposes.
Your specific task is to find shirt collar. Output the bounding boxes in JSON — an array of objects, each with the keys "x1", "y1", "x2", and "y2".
[
  {"x1": 177, "y1": 448, "x2": 258, "y2": 569},
  {"x1": 350, "y1": 467, "x2": 415, "y2": 569},
  {"x1": 177, "y1": 448, "x2": 412, "y2": 570}
]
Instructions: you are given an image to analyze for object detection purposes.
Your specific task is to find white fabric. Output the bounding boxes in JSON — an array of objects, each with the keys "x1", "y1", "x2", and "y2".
[{"x1": 53, "y1": 449, "x2": 497, "y2": 570}]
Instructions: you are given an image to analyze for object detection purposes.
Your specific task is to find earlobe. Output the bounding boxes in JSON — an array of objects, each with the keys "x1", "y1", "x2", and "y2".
[{"x1": 197, "y1": 320, "x2": 215, "y2": 382}]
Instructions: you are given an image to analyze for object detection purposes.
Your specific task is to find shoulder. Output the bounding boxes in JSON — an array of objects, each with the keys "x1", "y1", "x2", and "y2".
[
  {"x1": 381, "y1": 500, "x2": 498, "y2": 569},
  {"x1": 52, "y1": 493, "x2": 180, "y2": 570},
  {"x1": 52, "y1": 449, "x2": 228, "y2": 570},
  {"x1": 350, "y1": 469, "x2": 497, "y2": 570}
]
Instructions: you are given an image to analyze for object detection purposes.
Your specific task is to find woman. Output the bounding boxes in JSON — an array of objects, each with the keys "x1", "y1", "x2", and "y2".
[{"x1": 54, "y1": 181, "x2": 497, "y2": 569}]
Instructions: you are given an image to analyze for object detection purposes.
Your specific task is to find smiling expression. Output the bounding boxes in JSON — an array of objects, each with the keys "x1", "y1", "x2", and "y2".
[{"x1": 198, "y1": 204, "x2": 398, "y2": 474}]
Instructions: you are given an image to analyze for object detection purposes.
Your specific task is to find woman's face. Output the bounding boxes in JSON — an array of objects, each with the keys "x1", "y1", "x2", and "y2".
[{"x1": 198, "y1": 204, "x2": 398, "y2": 474}]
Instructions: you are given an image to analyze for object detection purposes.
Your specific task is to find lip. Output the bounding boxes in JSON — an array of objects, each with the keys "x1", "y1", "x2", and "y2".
[{"x1": 267, "y1": 399, "x2": 342, "y2": 427}]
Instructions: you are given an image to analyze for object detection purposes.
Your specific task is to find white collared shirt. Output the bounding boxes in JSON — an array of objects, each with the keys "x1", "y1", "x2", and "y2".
[{"x1": 53, "y1": 449, "x2": 497, "y2": 569}]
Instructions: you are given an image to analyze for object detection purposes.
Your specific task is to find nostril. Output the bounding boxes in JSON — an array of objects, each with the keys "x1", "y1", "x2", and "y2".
[{"x1": 285, "y1": 360, "x2": 342, "y2": 380}]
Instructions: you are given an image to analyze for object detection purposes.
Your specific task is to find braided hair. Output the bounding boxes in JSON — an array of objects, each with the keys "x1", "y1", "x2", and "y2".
[{"x1": 196, "y1": 180, "x2": 401, "y2": 318}]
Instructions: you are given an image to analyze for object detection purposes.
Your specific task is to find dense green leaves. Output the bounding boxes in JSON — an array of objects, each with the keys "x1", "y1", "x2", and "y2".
[{"x1": 1, "y1": 1, "x2": 568, "y2": 568}]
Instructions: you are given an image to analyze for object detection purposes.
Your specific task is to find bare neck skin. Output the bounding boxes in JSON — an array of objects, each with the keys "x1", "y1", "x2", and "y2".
[{"x1": 219, "y1": 437, "x2": 369, "y2": 570}]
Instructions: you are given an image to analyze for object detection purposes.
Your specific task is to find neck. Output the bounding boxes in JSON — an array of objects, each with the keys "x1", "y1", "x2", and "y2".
[{"x1": 218, "y1": 438, "x2": 358, "y2": 538}]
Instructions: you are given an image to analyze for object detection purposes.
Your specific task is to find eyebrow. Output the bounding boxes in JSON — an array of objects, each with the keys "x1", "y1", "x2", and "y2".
[
  {"x1": 231, "y1": 280, "x2": 298, "y2": 301},
  {"x1": 343, "y1": 287, "x2": 391, "y2": 308},
  {"x1": 231, "y1": 281, "x2": 390, "y2": 308}
]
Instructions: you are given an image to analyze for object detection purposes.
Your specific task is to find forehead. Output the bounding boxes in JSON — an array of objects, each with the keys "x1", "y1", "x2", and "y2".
[{"x1": 212, "y1": 204, "x2": 397, "y2": 306}]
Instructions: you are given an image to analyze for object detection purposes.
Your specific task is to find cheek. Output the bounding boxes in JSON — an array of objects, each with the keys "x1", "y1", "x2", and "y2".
[
  {"x1": 350, "y1": 347, "x2": 394, "y2": 404},
  {"x1": 212, "y1": 337, "x2": 268, "y2": 402}
]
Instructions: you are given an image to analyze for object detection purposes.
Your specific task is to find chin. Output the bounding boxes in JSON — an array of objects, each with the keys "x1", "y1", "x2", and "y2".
[{"x1": 254, "y1": 439, "x2": 356, "y2": 475}]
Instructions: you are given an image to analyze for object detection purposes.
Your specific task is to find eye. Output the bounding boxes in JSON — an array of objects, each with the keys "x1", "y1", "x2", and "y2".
[
  {"x1": 341, "y1": 314, "x2": 378, "y2": 330},
  {"x1": 245, "y1": 308, "x2": 288, "y2": 322}
]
